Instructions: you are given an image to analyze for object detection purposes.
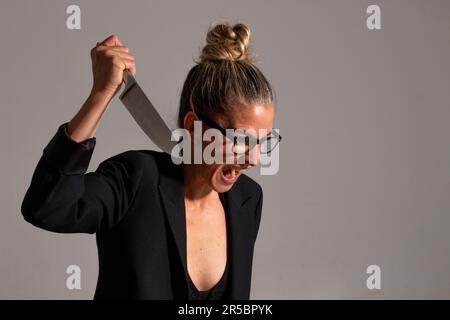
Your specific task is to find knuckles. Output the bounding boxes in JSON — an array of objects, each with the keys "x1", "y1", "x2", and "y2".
[{"x1": 90, "y1": 37, "x2": 135, "y2": 67}]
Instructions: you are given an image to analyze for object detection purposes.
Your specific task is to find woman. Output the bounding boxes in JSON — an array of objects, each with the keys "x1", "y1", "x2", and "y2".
[{"x1": 21, "y1": 21, "x2": 280, "y2": 300}]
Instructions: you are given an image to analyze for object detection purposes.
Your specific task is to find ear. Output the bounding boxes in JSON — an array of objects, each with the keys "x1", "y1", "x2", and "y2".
[{"x1": 183, "y1": 111, "x2": 199, "y2": 132}]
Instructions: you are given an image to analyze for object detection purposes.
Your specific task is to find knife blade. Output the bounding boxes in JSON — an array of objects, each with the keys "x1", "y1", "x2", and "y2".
[{"x1": 119, "y1": 71, "x2": 180, "y2": 157}]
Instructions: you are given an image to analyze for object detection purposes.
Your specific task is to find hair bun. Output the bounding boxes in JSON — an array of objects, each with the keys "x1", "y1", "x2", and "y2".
[{"x1": 197, "y1": 21, "x2": 252, "y2": 64}]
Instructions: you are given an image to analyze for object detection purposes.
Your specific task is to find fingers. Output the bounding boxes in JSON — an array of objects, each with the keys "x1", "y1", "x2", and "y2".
[
  {"x1": 103, "y1": 49, "x2": 135, "y2": 61},
  {"x1": 92, "y1": 34, "x2": 129, "y2": 58},
  {"x1": 91, "y1": 44, "x2": 135, "y2": 69},
  {"x1": 105, "y1": 50, "x2": 136, "y2": 73},
  {"x1": 96, "y1": 45, "x2": 129, "y2": 53},
  {"x1": 110, "y1": 55, "x2": 135, "y2": 69},
  {"x1": 123, "y1": 62, "x2": 137, "y2": 77},
  {"x1": 126, "y1": 61, "x2": 137, "y2": 76},
  {"x1": 92, "y1": 35, "x2": 137, "y2": 76},
  {"x1": 106, "y1": 52, "x2": 136, "y2": 76},
  {"x1": 92, "y1": 44, "x2": 130, "y2": 59},
  {"x1": 99, "y1": 34, "x2": 123, "y2": 47}
]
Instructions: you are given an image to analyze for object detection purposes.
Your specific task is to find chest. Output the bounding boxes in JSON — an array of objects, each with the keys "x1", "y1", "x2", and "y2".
[{"x1": 184, "y1": 199, "x2": 228, "y2": 292}]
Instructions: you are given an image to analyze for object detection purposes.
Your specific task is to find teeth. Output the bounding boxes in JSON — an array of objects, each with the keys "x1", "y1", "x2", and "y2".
[{"x1": 223, "y1": 167, "x2": 243, "y2": 180}]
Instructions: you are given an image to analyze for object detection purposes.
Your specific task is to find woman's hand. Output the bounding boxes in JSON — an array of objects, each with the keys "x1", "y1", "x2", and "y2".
[
  {"x1": 66, "y1": 34, "x2": 136, "y2": 143},
  {"x1": 90, "y1": 34, "x2": 137, "y2": 101}
]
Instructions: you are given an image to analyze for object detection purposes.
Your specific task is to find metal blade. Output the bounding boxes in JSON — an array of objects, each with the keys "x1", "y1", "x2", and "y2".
[{"x1": 119, "y1": 71, "x2": 179, "y2": 156}]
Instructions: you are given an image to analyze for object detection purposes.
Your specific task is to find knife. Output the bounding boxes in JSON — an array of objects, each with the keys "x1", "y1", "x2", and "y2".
[{"x1": 119, "y1": 71, "x2": 180, "y2": 158}]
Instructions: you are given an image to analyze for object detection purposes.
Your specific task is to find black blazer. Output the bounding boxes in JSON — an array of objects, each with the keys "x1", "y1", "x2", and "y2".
[{"x1": 21, "y1": 122, "x2": 263, "y2": 300}]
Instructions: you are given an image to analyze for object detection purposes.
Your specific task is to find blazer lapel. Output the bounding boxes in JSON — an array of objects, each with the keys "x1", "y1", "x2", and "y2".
[
  {"x1": 157, "y1": 160, "x2": 189, "y2": 289},
  {"x1": 225, "y1": 185, "x2": 256, "y2": 299},
  {"x1": 157, "y1": 157, "x2": 256, "y2": 299}
]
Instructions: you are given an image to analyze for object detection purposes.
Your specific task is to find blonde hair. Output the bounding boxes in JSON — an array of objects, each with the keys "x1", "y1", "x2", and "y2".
[{"x1": 177, "y1": 20, "x2": 275, "y2": 128}]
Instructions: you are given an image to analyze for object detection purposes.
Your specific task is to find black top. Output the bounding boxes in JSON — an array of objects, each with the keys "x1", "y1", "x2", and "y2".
[
  {"x1": 187, "y1": 256, "x2": 229, "y2": 300},
  {"x1": 187, "y1": 193, "x2": 230, "y2": 300},
  {"x1": 20, "y1": 122, "x2": 263, "y2": 299}
]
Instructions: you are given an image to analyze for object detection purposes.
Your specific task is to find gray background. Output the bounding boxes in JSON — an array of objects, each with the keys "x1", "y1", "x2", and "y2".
[{"x1": 1, "y1": 0, "x2": 449, "y2": 299}]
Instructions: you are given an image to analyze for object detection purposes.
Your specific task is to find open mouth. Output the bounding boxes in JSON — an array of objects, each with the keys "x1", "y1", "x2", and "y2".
[{"x1": 220, "y1": 165, "x2": 246, "y2": 185}]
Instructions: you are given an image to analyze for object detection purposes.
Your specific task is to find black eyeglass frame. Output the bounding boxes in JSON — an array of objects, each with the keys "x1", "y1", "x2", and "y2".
[{"x1": 193, "y1": 111, "x2": 282, "y2": 155}]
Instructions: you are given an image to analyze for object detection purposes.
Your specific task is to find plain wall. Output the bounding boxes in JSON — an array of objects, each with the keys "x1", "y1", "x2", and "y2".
[{"x1": 1, "y1": 0, "x2": 450, "y2": 299}]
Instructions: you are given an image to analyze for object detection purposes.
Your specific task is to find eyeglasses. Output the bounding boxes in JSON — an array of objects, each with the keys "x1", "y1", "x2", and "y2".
[{"x1": 194, "y1": 111, "x2": 282, "y2": 155}]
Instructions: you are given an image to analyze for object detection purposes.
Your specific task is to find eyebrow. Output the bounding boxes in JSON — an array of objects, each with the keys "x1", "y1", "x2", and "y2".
[
  {"x1": 198, "y1": 112, "x2": 274, "y2": 141},
  {"x1": 232, "y1": 129, "x2": 274, "y2": 142}
]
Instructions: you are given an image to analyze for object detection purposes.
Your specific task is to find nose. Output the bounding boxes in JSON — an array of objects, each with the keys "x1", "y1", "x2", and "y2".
[{"x1": 246, "y1": 145, "x2": 261, "y2": 167}]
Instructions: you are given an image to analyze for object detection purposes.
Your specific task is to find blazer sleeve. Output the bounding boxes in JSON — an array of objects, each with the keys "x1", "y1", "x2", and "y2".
[{"x1": 21, "y1": 122, "x2": 144, "y2": 234}]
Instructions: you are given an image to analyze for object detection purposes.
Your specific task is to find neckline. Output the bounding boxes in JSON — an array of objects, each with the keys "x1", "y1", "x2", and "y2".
[{"x1": 187, "y1": 258, "x2": 229, "y2": 293}]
